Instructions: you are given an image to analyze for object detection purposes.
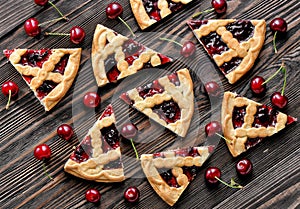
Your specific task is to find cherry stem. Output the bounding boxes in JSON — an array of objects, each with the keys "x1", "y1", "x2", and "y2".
[
  {"x1": 215, "y1": 177, "x2": 243, "y2": 189},
  {"x1": 130, "y1": 138, "x2": 139, "y2": 160},
  {"x1": 118, "y1": 16, "x2": 135, "y2": 37},
  {"x1": 5, "y1": 90, "x2": 11, "y2": 109},
  {"x1": 273, "y1": 31, "x2": 278, "y2": 54},
  {"x1": 215, "y1": 133, "x2": 231, "y2": 143},
  {"x1": 262, "y1": 62, "x2": 285, "y2": 85},
  {"x1": 281, "y1": 64, "x2": 287, "y2": 96},
  {"x1": 38, "y1": 17, "x2": 66, "y2": 26},
  {"x1": 44, "y1": 32, "x2": 70, "y2": 36},
  {"x1": 42, "y1": 162, "x2": 54, "y2": 181},
  {"x1": 48, "y1": 1, "x2": 68, "y2": 20},
  {"x1": 192, "y1": 8, "x2": 214, "y2": 18},
  {"x1": 159, "y1": 37, "x2": 183, "y2": 47}
]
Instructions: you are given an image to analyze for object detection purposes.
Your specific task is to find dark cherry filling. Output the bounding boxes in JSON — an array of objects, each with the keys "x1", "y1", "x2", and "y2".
[
  {"x1": 99, "y1": 105, "x2": 113, "y2": 120},
  {"x1": 168, "y1": 72, "x2": 180, "y2": 86},
  {"x1": 20, "y1": 49, "x2": 52, "y2": 68},
  {"x1": 252, "y1": 105, "x2": 278, "y2": 128},
  {"x1": 168, "y1": 0, "x2": 184, "y2": 12},
  {"x1": 245, "y1": 137, "x2": 263, "y2": 150},
  {"x1": 137, "y1": 80, "x2": 164, "y2": 99},
  {"x1": 232, "y1": 106, "x2": 247, "y2": 129},
  {"x1": 201, "y1": 32, "x2": 229, "y2": 56},
  {"x1": 219, "y1": 57, "x2": 243, "y2": 75},
  {"x1": 70, "y1": 136, "x2": 92, "y2": 163},
  {"x1": 105, "y1": 53, "x2": 120, "y2": 83},
  {"x1": 158, "y1": 53, "x2": 172, "y2": 65},
  {"x1": 158, "y1": 168, "x2": 180, "y2": 188},
  {"x1": 152, "y1": 99, "x2": 181, "y2": 124},
  {"x1": 226, "y1": 20, "x2": 254, "y2": 42},
  {"x1": 100, "y1": 124, "x2": 120, "y2": 151},
  {"x1": 36, "y1": 80, "x2": 58, "y2": 100},
  {"x1": 23, "y1": 75, "x2": 34, "y2": 84},
  {"x1": 103, "y1": 158, "x2": 123, "y2": 169},
  {"x1": 120, "y1": 92, "x2": 134, "y2": 105},
  {"x1": 175, "y1": 147, "x2": 200, "y2": 157},
  {"x1": 187, "y1": 20, "x2": 208, "y2": 30},
  {"x1": 52, "y1": 54, "x2": 69, "y2": 75}
]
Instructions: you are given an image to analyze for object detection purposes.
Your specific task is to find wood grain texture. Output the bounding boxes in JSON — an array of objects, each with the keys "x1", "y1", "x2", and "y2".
[{"x1": 0, "y1": 0, "x2": 299, "y2": 208}]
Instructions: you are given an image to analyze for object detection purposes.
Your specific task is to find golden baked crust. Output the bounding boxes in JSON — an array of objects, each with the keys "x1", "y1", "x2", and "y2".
[
  {"x1": 64, "y1": 105, "x2": 125, "y2": 182},
  {"x1": 189, "y1": 19, "x2": 266, "y2": 84},
  {"x1": 130, "y1": 0, "x2": 193, "y2": 30},
  {"x1": 121, "y1": 68, "x2": 194, "y2": 137},
  {"x1": 91, "y1": 24, "x2": 172, "y2": 87},
  {"x1": 141, "y1": 146, "x2": 210, "y2": 206},
  {"x1": 6, "y1": 48, "x2": 81, "y2": 111},
  {"x1": 222, "y1": 92, "x2": 292, "y2": 157}
]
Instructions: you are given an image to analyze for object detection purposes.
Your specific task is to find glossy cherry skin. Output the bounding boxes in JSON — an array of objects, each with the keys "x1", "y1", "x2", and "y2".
[
  {"x1": 57, "y1": 124, "x2": 74, "y2": 141},
  {"x1": 124, "y1": 186, "x2": 140, "y2": 203},
  {"x1": 211, "y1": 0, "x2": 227, "y2": 14},
  {"x1": 250, "y1": 76, "x2": 266, "y2": 95},
  {"x1": 204, "y1": 81, "x2": 221, "y2": 97},
  {"x1": 85, "y1": 188, "x2": 101, "y2": 203},
  {"x1": 83, "y1": 92, "x2": 101, "y2": 108},
  {"x1": 70, "y1": 26, "x2": 86, "y2": 44},
  {"x1": 180, "y1": 41, "x2": 196, "y2": 58},
  {"x1": 106, "y1": 2, "x2": 123, "y2": 19},
  {"x1": 205, "y1": 166, "x2": 221, "y2": 185},
  {"x1": 121, "y1": 123, "x2": 138, "y2": 139},
  {"x1": 271, "y1": 92, "x2": 288, "y2": 109},
  {"x1": 24, "y1": 18, "x2": 41, "y2": 37},
  {"x1": 270, "y1": 18, "x2": 288, "y2": 33},
  {"x1": 2, "y1": 81, "x2": 19, "y2": 97},
  {"x1": 34, "y1": 0, "x2": 48, "y2": 6},
  {"x1": 205, "y1": 121, "x2": 222, "y2": 137},
  {"x1": 236, "y1": 158, "x2": 253, "y2": 176},
  {"x1": 34, "y1": 144, "x2": 51, "y2": 161}
]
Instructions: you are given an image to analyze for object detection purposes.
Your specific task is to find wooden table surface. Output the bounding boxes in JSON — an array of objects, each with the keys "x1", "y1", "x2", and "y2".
[{"x1": 1, "y1": 0, "x2": 299, "y2": 208}]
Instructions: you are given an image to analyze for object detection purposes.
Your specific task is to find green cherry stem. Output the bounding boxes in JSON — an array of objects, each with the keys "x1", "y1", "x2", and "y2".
[
  {"x1": 273, "y1": 31, "x2": 278, "y2": 54},
  {"x1": 192, "y1": 8, "x2": 214, "y2": 18},
  {"x1": 281, "y1": 65, "x2": 287, "y2": 96},
  {"x1": 44, "y1": 32, "x2": 70, "y2": 36},
  {"x1": 215, "y1": 133, "x2": 231, "y2": 143},
  {"x1": 118, "y1": 16, "x2": 135, "y2": 37},
  {"x1": 159, "y1": 37, "x2": 183, "y2": 47},
  {"x1": 38, "y1": 17, "x2": 66, "y2": 26},
  {"x1": 48, "y1": 1, "x2": 68, "y2": 20},
  {"x1": 215, "y1": 177, "x2": 243, "y2": 189},
  {"x1": 5, "y1": 90, "x2": 11, "y2": 109},
  {"x1": 130, "y1": 138, "x2": 139, "y2": 160},
  {"x1": 42, "y1": 163, "x2": 54, "y2": 181},
  {"x1": 262, "y1": 62, "x2": 285, "y2": 85}
]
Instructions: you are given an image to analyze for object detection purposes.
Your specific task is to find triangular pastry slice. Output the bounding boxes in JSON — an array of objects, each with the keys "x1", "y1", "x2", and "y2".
[
  {"x1": 141, "y1": 146, "x2": 212, "y2": 206},
  {"x1": 64, "y1": 104, "x2": 125, "y2": 182},
  {"x1": 222, "y1": 92, "x2": 297, "y2": 157},
  {"x1": 91, "y1": 24, "x2": 172, "y2": 87},
  {"x1": 187, "y1": 19, "x2": 266, "y2": 84},
  {"x1": 3, "y1": 48, "x2": 81, "y2": 111},
  {"x1": 120, "y1": 68, "x2": 194, "y2": 137}
]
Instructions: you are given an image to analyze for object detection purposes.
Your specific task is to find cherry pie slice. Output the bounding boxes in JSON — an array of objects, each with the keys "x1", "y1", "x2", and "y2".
[
  {"x1": 64, "y1": 104, "x2": 125, "y2": 182},
  {"x1": 187, "y1": 19, "x2": 266, "y2": 84},
  {"x1": 130, "y1": 0, "x2": 194, "y2": 30},
  {"x1": 3, "y1": 48, "x2": 81, "y2": 111},
  {"x1": 222, "y1": 92, "x2": 297, "y2": 157},
  {"x1": 141, "y1": 146, "x2": 212, "y2": 206},
  {"x1": 91, "y1": 24, "x2": 172, "y2": 87},
  {"x1": 120, "y1": 68, "x2": 194, "y2": 137}
]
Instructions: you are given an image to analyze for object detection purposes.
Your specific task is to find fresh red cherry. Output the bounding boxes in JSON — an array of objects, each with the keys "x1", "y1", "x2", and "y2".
[
  {"x1": 271, "y1": 92, "x2": 288, "y2": 109},
  {"x1": 24, "y1": 18, "x2": 41, "y2": 37},
  {"x1": 204, "y1": 81, "x2": 221, "y2": 97},
  {"x1": 250, "y1": 76, "x2": 266, "y2": 95},
  {"x1": 83, "y1": 92, "x2": 101, "y2": 108},
  {"x1": 180, "y1": 41, "x2": 196, "y2": 58},
  {"x1": 236, "y1": 158, "x2": 253, "y2": 176},
  {"x1": 121, "y1": 123, "x2": 138, "y2": 139},
  {"x1": 34, "y1": 144, "x2": 51, "y2": 161},
  {"x1": 211, "y1": 0, "x2": 227, "y2": 14},
  {"x1": 270, "y1": 18, "x2": 287, "y2": 33},
  {"x1": 2, "y1": 81, "x2": 19, "y2": 109},
  {"x1": 85, "y1": 188, "x2": 101, "y2": 203},
  {"x1": 124, "y1": 186, "x2": 140, "y2": 203},
  {"x1": 205, "y1": 166, "x2": 221, "y2": 185},
  {"x1": 205, "y1": 121, "x2": 222, "y2": 137},
  {"x1": 106, "y1": 2, "x2": 123, "y2": 19},
  {"x1": 70, "y1": 26, "x2": 86, "y2": 44},
  {"x1": 57, "y1": 124, "x2": 74, "y2": 141},
  {"x1": 34, "y1": 0, "x2": 48, "y2": 6}
]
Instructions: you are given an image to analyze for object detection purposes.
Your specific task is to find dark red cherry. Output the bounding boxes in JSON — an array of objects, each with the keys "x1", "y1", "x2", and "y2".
[
  {"x1": 204, "y1": 81, "x2": 221, "y2": 97},
  {"x1": 271, "y1": 92, "x2": 288, "y2": 109},
  {"x1": 34, "y1": 144, "x2": 51, "y2": 161},
  {"x1": 205, "y1": 166, "x2": 221, "y2": 185},
  {"x1": 211, "y1": 0, "x2": 227, "y2": 14},
  {"x1": 106, "y1": 2, "x2": 123, "y2": 19},
  {"x1": 85, "y1": 188, "x2": 101, "y2": 203},
  {"x1": 124, "y1": 186, "x2": 140, "y2": 203},
  {"x1": 57, "y1": 124, "x2": 74, "y2": 141},
  {"x1": 34, "y1": 0, "x2": 48, "y2": 6},
  {"x1": 121, "y1": 123, "x2": 138, "y2": 139},
  {"x1": 270, "y1": 18, "x2": 287, "y2": 33},
  {"x1": 24, "y1": 18, "x2": 41, "y2": 37},
  {"x1": 2, "y1": 81, "x2": 19, "y2": 98},
  {"x1": 180, "y1": 41, "x2": 196, "y2": 58},
  {"x1": 250, "y1": 76, "x2": 266, "y2": 95},
  {"x1": 70, "y1": 26, "x2": 86, "y2": 44},
  {"x1": 205, "y1": 121, "x2": 222, "y2": 137},
  {"x1": 83, "y1": 92, "x2": 101, "y2": 108},
  {"x1": 236, "y1": 158, "x2": 253, "y2": 176}
]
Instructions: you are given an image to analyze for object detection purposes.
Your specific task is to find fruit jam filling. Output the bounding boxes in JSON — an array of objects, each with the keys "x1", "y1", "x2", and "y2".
[
  {"x1": 232, "y1": 106, "x2": 247, "y2": 129},
  {"x1": 152, "y1": 99, "x2": 181, "y2": 124},
  {"x1": 103, "y1": 158, "x2": 123, "y2": 169},
  {"x1": 201, "y1": 32, "x2": 229, "y2": 57},
  {"x1": 219, "y1": 57, "x2": 243, "y2": 75},
  {"x1": 70, "y1": 136, "x2": 93, "y2": 163},
  {"x1": 245, "y1": 137, "x2": 263, "y2": 150},
  {"x1": 137, "y1": 80, "x2": 165, "y2": 99},
  {"x1": 252, "y1": 105, "x2": 278, "y2": 128},
  {"x1": 105, "y1": 53, "x2": 120, "y2": 83},
  {"x1": 100, "y1": 124, "x2": 120, "y2": 152},
  {"x1": 226, "y1": 20, "x2": 254, "y2": 42},
  {"x1": 168, "y1": 72, "x2": 180, "y2": 86},
  {"x1": 52, "y1": 54, "x2": 69, "y2": 75},
  {"x1": 99, "y1": 105, "x2": 113, "y2": 120},
  {"x1": 122, "y1": 39, "x2": 145, "y2": 64},
  {"x1": 158, "y1": 168, "x2": 180, "y2": 188},
  {"x1": 36, "y1": 80, "x2": 58, "y2": 100},
  {"x1": 20, "y1": 49, "x2": 52, "y2": 68},
  {"x1": 187, "y1": 20, "x2": 208, "y2": 30}
]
